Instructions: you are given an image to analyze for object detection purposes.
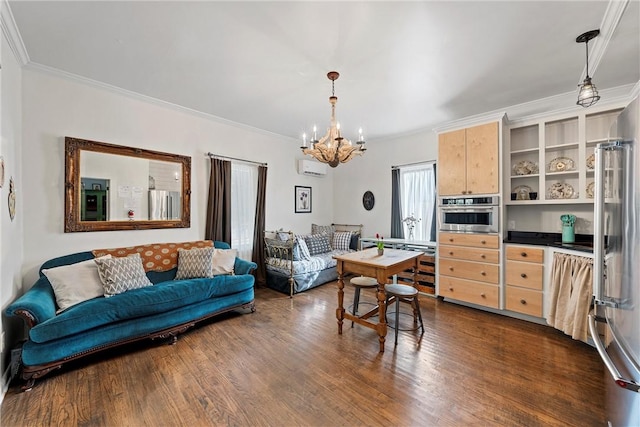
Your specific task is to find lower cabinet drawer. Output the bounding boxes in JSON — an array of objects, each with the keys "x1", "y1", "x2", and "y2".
[
  {"x1": 439, "y1": 276, "x2": 499, "y2": 309},
  {"x1": 505, "y1": 286, "x2": 543, "y2": 317},
  {"x1": 438, "y1": 258, "x2": 499, "y2": 284}
]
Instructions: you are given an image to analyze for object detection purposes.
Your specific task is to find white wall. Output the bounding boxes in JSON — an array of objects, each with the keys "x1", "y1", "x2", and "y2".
[
  {"x1": 20, "y1": 69, "x2": 335, "y2": 286},
  {"x1": 332, "y1": 130, "x2": 438, "y2": 238},
  {"x1": 1, "y1": 16, "x2": 24, "y2": 393}
]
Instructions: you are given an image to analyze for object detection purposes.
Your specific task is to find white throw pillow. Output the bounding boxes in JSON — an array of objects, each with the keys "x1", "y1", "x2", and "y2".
[
  {"x1": 175, "y1": 247, "x2": 214, "y2": 279},
  {"x1": 94, "y1": 253, "x2": 153, "y2": 297},
  {"x1": 42, "y1": 255, "x2": 112, "y2": 313},
  {"x1": 212, "y1": 248, "x2": 237, "y2": 275}
]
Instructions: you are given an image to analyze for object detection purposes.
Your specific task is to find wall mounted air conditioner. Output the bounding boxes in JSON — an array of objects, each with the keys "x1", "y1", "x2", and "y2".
[{"x1": 298, "y1": 159, "x2": 328, "y2": 177}]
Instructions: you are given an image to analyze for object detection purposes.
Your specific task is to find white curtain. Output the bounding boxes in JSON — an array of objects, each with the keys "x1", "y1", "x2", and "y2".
[
  {"x1": 399, "y1": 163, "x2": 436, "y2": 241},
  {"x1": 231, "y1": 163, "x2": 258, "y2": 260}
]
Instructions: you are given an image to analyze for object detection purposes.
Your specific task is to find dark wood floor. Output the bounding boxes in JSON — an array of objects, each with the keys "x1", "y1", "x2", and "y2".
[{"x1": 1, "y1": 282, "x2": 605, "y2": 426}]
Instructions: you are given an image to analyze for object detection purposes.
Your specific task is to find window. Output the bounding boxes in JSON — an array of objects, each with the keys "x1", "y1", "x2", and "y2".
[
  {"x1": 231, "y1": 163, "x2": 258, "y2": 260},
  {"x1": 398, "y1": 163, "x2": 436, "y2": 241}
]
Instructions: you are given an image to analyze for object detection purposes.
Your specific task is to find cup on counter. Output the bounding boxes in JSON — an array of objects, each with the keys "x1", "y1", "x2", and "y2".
[{"x1": 530, "y1": 192, "x2": 538, "y2": 200}]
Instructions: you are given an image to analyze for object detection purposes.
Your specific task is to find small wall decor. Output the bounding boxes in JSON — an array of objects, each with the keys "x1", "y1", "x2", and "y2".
[
  {"x1": 295, "y1": 186, "x2": 312, "y2": 213},
  {"x1": 362, "y1": 190, "x2": 375, "y2": 210},
  {"x1": 0, "y1": 156, "x2": 5, "y2": 188},
  {"x1": 8, "y1": 177, "x2": 16, "y2": 221}
]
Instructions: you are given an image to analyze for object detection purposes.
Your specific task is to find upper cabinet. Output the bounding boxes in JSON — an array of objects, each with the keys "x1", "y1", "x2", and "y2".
[
  {"x1": 438, "y1": 122, "x2": 499, "y2": 196},
  {"x1": 507, "y1": 107, "x2": 623, "y2": 205}
]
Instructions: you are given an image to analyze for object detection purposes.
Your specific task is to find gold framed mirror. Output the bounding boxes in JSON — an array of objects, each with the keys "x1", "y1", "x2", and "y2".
[{"x1": 65, "y1": 137, "x2": 191, "y2": 232}]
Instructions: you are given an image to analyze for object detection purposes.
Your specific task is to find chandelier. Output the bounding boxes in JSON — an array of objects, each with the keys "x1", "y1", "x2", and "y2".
[
  {"x1": 300, "y1": 71, "x2": 366, "y2": 168},
  {"x1": 576, "y1": 29, "x2": 601, "y2": 108}
]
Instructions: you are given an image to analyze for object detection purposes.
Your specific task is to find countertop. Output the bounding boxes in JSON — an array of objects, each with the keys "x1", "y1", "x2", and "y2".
[{"x1": 503, "y1": 231, "x2": 599, "y2": 253}]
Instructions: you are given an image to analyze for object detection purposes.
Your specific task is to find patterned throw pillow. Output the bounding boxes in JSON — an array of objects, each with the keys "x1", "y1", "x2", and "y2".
[
  {"x1": 311, "y1": 224, "x2": 335, "y2": 236},
  {"x1": 94, "y1": 253, "x2": 153, "y2": 297},
  {"x1": 304, "y1": 234, "x2": 332, "y2": 256},
  {"x1": 332, "y1": 231, "x2": 353, "y2": 251},
  {"x1": 296, "y1": 236, "x2": 312, "y2": 260},
  {"x1": 175, "y1": 247, "x2": 214, "y2": 279}
]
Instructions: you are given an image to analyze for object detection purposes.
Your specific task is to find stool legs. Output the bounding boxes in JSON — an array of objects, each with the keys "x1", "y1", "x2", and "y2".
[
  {"x1": 385, "y1": 293, "x2": 424, "y2": 346},
  {"x1": 351, "y1": 287, "x2": 362, "y2": 328}
]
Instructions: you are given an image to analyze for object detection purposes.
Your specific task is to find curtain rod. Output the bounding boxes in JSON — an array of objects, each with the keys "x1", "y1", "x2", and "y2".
[
  {"x1": 206, "y1": 152, "x2": 267, "y2": 167},
  {"x1": 391, "y1": 159, "x2": 436, "y2": 170}
]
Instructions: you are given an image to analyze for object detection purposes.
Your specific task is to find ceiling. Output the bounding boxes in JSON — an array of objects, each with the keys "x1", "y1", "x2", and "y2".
[{"x1": 8, "y1": 1, "x2": 640, "y2": 142}]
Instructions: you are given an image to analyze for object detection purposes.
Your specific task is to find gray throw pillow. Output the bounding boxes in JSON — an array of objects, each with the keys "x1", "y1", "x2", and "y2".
[
  {"x1": 94, "y1": 253, "x2": 153, "y2": 297},
  {"x1": 304, "y1": 234, "x2": 332, "y2": 256},
  {"x1": 175, "y1": 247, "x2": 214, "y2": 279}
]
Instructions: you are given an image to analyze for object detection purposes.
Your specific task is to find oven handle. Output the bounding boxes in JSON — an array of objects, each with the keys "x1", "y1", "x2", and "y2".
[{"x1": 439, "y1": 206, "x2": 497, "y2": 211}]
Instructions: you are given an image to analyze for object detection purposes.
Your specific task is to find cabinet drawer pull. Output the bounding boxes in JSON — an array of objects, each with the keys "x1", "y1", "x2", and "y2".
[
  {"x1": 481, "y1": 240, "x2": 486, "y2": 244},
  {"x1": 521, "y1": 252, "x2": 527, "y2": 257},
  {"x1": 449, "y1": 267, "x2": 454, "y2": 271},
  {"x1": 449, "y1": 251, "x2": 454, "y2": 256},
  {"x1": 520, "y1": 273, "x2": 527, "y2": 278},
  {"x1": 462, "y1": 191, "x2": 467, "y2": 194},
  {"x1": 449, "y1": 287, "x2": 454, "y2": 291},
  {"x1": 449, "y1": 238, "x2": 454, "y2": 242},
  {"x1": 520, "y1": 299, "x2": 527, "y2": 305},
  {"x1": 480, "y1": 254, "x2": 486, "y2": 259},
  {"x1": 481, "y1": 271, "x2": 486, "y2": 276},
  {"x1": 480, "y1": 293, "x2": 486, "y2": 298}
]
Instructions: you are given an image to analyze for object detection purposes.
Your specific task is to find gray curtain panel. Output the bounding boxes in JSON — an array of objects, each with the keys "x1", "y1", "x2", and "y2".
[
  {"x1": 205, "y1": 158, "x2": 232, "y2": 244},
  {"x1": 390, "y1": 168, "x2": 405, "y2": 238},
  {"x1": 252, "y1": 165, "x2": 268, "y2": 286}
]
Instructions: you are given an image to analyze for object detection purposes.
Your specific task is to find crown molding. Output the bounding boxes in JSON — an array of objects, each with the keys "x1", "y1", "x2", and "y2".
[
  {"x1": 505, "y1": 82, "x2": 637, "y2": 126},
  {"x1": 0, "y1": 0, "x2": 29, "y2": 66},
  {"x1": 24, "y1": 62, "x2": 294, "y2": 141},
  {"x1": 580, "y1": 0, "x2": 629, "y2": 83},
  {"x1": 432, "y1": 111, "x2": 507, "y2": 134}
]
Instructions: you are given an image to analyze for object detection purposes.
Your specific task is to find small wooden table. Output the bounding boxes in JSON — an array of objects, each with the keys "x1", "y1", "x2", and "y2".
[{"x1": 334, "y1": 248, "x2": 422, "y2": 352}]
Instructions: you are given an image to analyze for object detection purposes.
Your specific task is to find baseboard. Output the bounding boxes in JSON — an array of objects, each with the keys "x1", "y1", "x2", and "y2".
[{"x1": 0, "y1": 364, "x2": 11, "y2": 405}]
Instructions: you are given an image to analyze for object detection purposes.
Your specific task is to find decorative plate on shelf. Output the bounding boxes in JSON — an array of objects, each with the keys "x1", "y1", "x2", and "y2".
[
  {"x1": 547, "y1": 182, "x2": 575, "y2": 199},
  {"x1": 512, "y1": 160, "x2": 538, "y2": 176},
  {"x1": 512, "y1": 185, "x2": 533, "y2": 200},
  {"x1": 586, "y1": 181, "x2": 595, "y2": 198},
  {"x1": 548, "y1": 157, "x2": 575, "y2": 172},
  {"x1": 586, "y1": 153, "x2": 595, "y2": 170}
]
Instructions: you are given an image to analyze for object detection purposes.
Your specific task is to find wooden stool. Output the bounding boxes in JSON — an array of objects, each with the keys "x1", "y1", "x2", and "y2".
[
  {"x1": 349, "y1": 276, "x2": 378, "y2": 327},
  {"x1": 384, "y1": 283, "x2": 425, "y2": 346}
]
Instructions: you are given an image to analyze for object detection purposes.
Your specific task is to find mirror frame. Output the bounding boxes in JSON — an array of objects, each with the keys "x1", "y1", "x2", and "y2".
[{"x1": 65, "y1": 137, "x2": 191, "y2": 232}]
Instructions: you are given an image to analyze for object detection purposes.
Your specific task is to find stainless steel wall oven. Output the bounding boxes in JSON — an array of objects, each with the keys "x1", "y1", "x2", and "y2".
[{"x1": 438, "y1": 196, "x2": 499, "y2": 233}]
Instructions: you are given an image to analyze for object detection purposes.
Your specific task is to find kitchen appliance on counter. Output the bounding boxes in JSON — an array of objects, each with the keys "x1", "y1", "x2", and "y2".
[
  {"x1": 589, "y1": 96, "x2": 639, "y2": 426},
  {"x1": 438, "y1": 196, "x2": 499, "y2": 233}
]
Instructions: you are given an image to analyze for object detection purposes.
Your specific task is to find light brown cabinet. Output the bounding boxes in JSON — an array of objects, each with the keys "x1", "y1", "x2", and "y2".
[
  {"x1": 505, "y1": 245, "x2": 544, "y2": 317},
  {"x1": 438, "y1": 122, "x2": 499, "y2": 196},
  {"x1": 438, "y1": 232, "x2": 500, "y2": 309}
]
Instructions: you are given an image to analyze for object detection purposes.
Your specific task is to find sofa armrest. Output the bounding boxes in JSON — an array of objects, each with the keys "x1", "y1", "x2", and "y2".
[
  {"x1": 234, "y1": 258, "x2": 257, "y2": 275},
  {"x1": 5, "y1": 277, "x2": 57, "y2": 328}
]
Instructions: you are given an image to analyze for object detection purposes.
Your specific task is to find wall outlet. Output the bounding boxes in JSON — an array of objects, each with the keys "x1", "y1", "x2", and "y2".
[{"x1": 508, "y1": 220, "x2": 516, "y2": 230}]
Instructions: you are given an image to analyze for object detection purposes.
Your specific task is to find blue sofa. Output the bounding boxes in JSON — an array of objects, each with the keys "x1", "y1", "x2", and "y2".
[{"x1": 5, "y1": 241, "x2": 257, "y2": 390}]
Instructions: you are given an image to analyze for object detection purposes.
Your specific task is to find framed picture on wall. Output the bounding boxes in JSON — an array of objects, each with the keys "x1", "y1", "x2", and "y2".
[{"x1": 295, "y1": 186, "x2": 312, "y2": 213}]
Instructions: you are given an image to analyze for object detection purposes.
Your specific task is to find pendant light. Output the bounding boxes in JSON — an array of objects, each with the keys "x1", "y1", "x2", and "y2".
[{"x1": 576, "y1": 29, "x2": 601, "y2": 108}]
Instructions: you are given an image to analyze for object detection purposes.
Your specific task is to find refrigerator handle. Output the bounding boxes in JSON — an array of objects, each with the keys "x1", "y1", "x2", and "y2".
[
  {"x1": 588, "y1": 312, "x2": 640, "y2": 392},
  {"x1": 593, "y1": 144, "x2": 606, "y2": 303},
  {"x1": 593, "y1": 141, "x2": 624, "y2": 307}
]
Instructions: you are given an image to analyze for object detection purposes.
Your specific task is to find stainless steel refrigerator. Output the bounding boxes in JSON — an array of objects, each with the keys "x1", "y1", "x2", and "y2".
[
  {"x1": 589, "y1": 96, "x2": 640, "y2": 426},
  {"x1": 148, "y1": 190, "x2": 181, "y2": 220}
]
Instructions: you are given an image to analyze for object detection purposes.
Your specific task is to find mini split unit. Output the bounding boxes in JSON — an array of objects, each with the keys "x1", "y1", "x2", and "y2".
[{"x1": 298, "y1": 159, "x2": 328, "y2": 177}]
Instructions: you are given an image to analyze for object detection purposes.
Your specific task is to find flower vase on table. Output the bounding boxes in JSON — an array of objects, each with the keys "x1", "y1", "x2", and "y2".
[{"x1": 375, "y1": 233, "x2": 384, "y2": 256}]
